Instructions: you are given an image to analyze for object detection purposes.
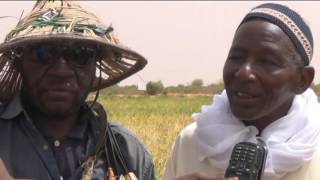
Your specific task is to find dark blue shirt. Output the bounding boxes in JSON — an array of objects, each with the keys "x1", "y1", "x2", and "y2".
[
  {"x1": 0, "y1": 96, "x2": 155, "y2": 180},
  {"x1": 43, "y1": 112, "x2": 89, "y2": 179}
]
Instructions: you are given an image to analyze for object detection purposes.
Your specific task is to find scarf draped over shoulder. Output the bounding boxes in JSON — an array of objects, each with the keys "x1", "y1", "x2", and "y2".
[{"x1": 193, "y1": 89, "x2": 320, "y2": 179}]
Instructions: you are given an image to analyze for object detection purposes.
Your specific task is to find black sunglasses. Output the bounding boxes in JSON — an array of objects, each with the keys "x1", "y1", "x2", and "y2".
[{"x1": 26, "y1": 44, "x2": 101, "y2": 68}]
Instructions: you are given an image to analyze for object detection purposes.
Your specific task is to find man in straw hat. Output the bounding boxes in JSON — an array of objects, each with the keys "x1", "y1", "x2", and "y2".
[
  {"x1": 0, "y1": 1, "x2": 154, "y2": 180},
  {"x1": 164, "y1": 3, "x2": 320, "y2": 180}
]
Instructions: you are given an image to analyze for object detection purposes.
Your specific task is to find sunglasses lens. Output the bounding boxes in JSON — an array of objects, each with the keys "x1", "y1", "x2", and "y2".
[
  {"x1": 30, "y1": 45, "x2": 98, "y2": 67},
  {"x1": 66, "y1": 47, "x2": 96, "y2": 67},
  {"x1": 34, "y1": 46, "x2": 55, "y2": 64}
]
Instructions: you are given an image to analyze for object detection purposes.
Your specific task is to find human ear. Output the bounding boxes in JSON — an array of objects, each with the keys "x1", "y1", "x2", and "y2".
[{"x1": 294, "y1": 66, "x2": 314, "y2": 94}]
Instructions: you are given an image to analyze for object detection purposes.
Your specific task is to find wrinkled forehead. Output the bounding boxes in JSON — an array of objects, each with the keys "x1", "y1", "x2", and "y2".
[
  {"x1": 230, "y1": 20, "x2": 302, "y2": 64},
  {"x1": 237, "y1": 4, "x2": 313, "y2": 65},
  {"x1": 234, "y1": 20, "x2": 289, "y2": 44}
]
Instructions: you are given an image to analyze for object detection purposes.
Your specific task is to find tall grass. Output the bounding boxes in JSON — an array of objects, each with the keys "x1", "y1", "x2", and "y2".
[{"x1": 98, "y1": 95, "x2": 212, "y2": 179}]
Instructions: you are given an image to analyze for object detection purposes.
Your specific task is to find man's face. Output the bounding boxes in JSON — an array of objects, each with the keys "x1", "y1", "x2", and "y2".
[
  {"x1": 223, "y1": 20, "x2": 302, "y2": 124},
  {"x1": 18, "y1": 41, "x2": 98, "y2": 117}
]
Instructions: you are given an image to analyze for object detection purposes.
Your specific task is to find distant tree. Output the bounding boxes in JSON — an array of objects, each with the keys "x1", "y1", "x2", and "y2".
[
  {"x1": 146, "y1": 81, "x2": 164, "y2": 95},
  {"x1": 177, "y1": 84, "x2": 185, "y2": 88},
  {"x1": 207, "y1": 81, "x2": 225, "y2": 94},
  {"x1": 191, "y1": 79, "x2": 203, "y2": 87},
  {"x1": 162, "y1": 88, "x2": 168, "y2": 95}
]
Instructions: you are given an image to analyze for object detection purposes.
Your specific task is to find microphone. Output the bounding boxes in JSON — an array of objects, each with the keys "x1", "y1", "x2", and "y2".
[{"x1": 224, "y1": 139, "x2": 268, "y2": 180}]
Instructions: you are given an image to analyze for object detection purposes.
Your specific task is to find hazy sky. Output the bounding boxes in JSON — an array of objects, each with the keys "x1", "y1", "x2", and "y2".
[{"x1": 0, "y1": 1, "x2": 319, "y2": 89}]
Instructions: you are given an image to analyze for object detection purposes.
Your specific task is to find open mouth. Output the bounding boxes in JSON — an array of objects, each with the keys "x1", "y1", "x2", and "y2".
[
  {"x1": 235, "y1": 91, "x2": 255, "y2": 98},
  {"x1": 231, "y1": 90, "x2": 261, "y2": 105}
]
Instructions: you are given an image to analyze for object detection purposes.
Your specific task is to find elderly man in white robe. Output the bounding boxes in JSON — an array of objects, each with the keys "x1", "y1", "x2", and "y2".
[{"x1": 164, "y1": 3, "x2": 320, "y2": 180}]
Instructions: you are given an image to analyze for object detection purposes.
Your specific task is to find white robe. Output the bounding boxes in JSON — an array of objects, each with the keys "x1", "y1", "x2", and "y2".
[{"x1": 163, "y1": 89, "x2": 320, "y2": 180}]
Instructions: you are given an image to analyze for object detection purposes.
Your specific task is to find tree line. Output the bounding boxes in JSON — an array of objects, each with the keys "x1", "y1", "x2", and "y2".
[
  {"x1": 101, "y1": 79, "x2": 222, "y2": 96},
  {"x1": 100, "y1": 79, "x2": 320, "y2": 97}
]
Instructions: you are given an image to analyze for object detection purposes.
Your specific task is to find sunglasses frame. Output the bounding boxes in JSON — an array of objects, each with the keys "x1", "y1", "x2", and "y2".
[{"x1": 11, "y1": 43, "x2": 102, "y2": 68}]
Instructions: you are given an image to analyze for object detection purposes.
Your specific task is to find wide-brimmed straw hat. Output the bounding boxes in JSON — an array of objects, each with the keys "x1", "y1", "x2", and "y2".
[{"x1": 0, "y1": 0, "x2": 147, "y2": 101}]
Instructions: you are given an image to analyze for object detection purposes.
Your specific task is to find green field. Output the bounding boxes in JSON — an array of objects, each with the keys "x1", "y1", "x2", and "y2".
[{"x1": 98, "y1": 95, "x2": 212, "y2": 179}]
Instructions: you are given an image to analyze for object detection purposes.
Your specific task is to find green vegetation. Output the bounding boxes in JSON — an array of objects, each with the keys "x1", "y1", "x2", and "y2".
[
  {"x1": 146, "y1": 81, "x2": 165, "y2": 95},
  {"x1": 191, "y1": 79, "x2": 203, "y2": 87},
  {"x1": 102, "y1": 79, "x2": 225, "y2": 96},
  {"x1": 98, "y1": 95, "x2": 212, "y2": 179},
  {"x1": 101, "y1": 84, "x2": 144, "y2": 96},
  {"x1": 165, "y1": 81, "x2": 224, "y2": 95}
]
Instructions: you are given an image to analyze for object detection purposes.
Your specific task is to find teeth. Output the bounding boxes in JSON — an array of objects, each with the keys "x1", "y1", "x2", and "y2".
[{"x1": 236, "y1": 91, "x2": 252, "y2": 98}]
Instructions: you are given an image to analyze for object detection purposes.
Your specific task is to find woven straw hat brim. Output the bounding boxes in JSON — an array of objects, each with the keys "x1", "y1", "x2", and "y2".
[
  {"x1": 0, "y1": 34, "x2": 147, "y2": 92},
  {"x1": 0, "y1": 0, "x2": 148, "y2": 101}
]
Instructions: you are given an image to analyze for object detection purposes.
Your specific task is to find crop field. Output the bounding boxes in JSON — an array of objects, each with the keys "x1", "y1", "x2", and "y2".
[{"x1": 99, "y1": 95, "x2": 212, "y2": 179}]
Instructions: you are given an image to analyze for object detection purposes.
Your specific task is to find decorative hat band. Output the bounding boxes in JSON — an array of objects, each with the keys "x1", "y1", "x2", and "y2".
[{"x1": 248, "y1": 8, "x2": 312, "y2": 63}]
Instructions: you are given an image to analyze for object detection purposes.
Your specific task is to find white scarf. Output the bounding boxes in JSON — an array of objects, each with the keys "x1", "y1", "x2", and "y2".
[{"x1": 194, "y1": 88, "x2": 320, "y2": 179}]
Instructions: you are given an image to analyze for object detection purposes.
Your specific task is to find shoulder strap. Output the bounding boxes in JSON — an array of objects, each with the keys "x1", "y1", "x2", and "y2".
[{"x1": 83, "y1": 101, "x2": 137, "y2": 180}]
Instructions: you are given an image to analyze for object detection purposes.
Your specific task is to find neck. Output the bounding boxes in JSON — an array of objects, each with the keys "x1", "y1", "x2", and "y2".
[{"x1": 243, "y1": 119, "x2": 274, "y2": 134}]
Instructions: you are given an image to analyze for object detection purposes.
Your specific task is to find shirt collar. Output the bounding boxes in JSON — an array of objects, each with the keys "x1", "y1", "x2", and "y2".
[
  {"x1": 1, "y1": 95, "x2": 93, "y2": 140},
  {"x1": 0, "y1": 95, "x2": 24, "y2": 119}
]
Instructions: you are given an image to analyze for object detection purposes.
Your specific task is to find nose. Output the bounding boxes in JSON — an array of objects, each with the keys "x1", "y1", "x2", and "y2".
[
  {"x1": 46, "y1": 57, "x2": 74, "y2": 79},
  {"x1": 235, "y1": 61, "x2": 256, "y2": 82}
]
